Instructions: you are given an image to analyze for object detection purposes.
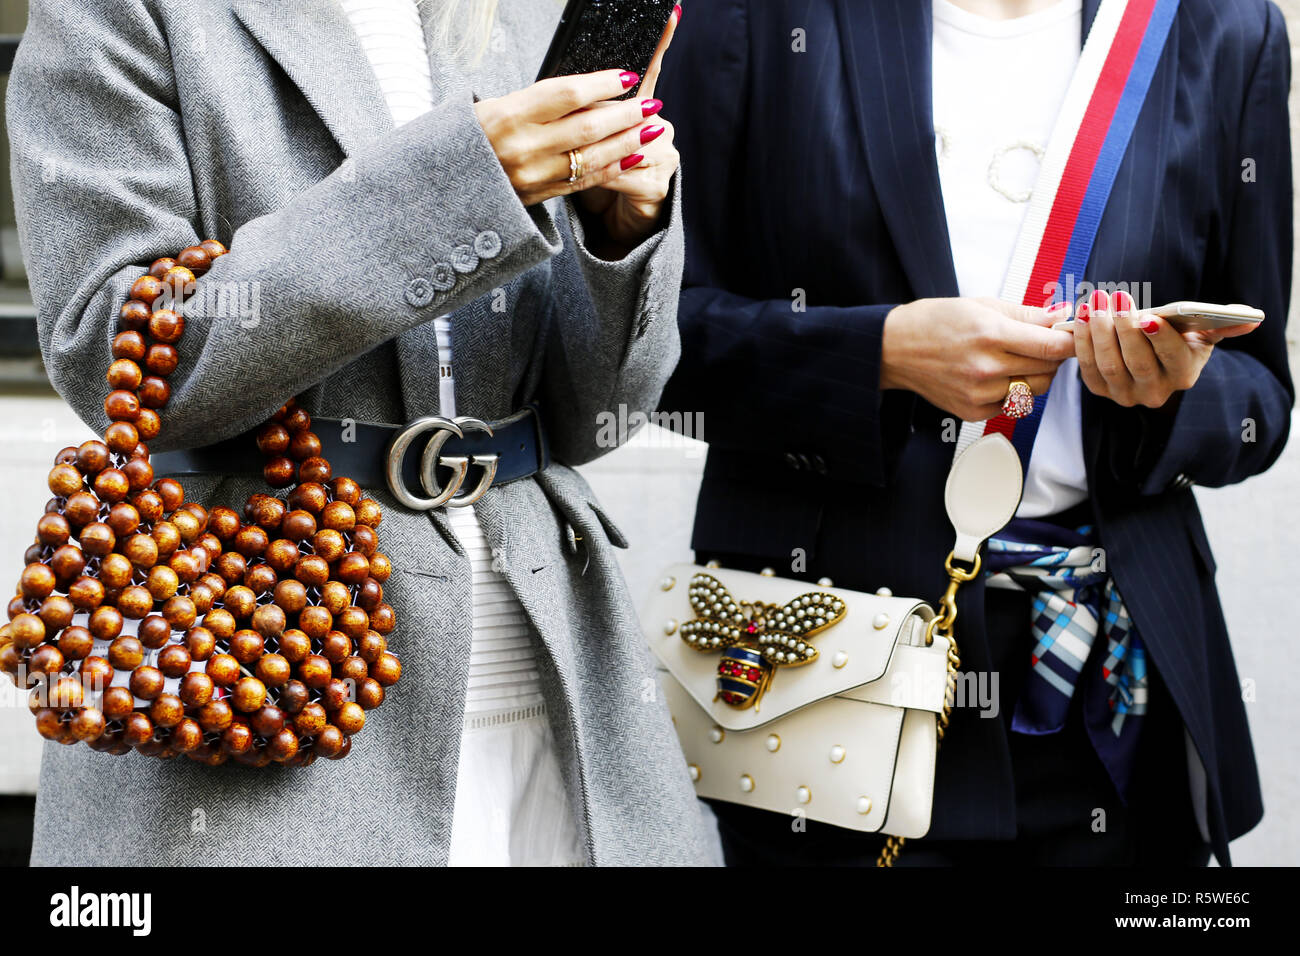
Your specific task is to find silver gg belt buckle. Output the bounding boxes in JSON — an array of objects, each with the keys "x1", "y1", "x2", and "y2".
[{"x1": 385, "y1": 416, "x2": 500, "y2": 511}]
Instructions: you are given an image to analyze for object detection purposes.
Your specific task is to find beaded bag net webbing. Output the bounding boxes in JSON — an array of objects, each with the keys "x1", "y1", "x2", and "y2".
[{"x1": 1, "y1": 241, "x2": 402, "y2": 767}]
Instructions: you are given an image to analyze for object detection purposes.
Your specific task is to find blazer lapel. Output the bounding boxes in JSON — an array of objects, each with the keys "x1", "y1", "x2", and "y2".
[
  {"x1": 834, "y1": 0, "x2": 958, "y2": 299},
  {"x1": 231, "y1": 0, "x2": 394, "y2": 157}
]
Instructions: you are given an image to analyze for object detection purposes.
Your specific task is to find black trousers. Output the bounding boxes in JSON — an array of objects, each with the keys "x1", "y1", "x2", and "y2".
[{"x1": 709, "y1": 586, "x2": 1212, "y2": 866}]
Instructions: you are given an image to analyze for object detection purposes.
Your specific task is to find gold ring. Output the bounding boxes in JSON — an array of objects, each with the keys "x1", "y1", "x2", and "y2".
[
  {"x1": 567, "y1": 148, "x2": 584, "y2": 184},
  {"x1": 1001, "y1": 379, "x2": 1034, "y2": 419}
]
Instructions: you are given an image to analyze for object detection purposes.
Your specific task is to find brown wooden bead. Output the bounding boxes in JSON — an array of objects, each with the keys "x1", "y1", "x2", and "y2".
[
  {"x1": 0, "y1": 643, "x2": 22, "y2": 677},
  {"x1": 120, "y1": 457, "x2": 154, "y2": 493},
  {"x1": 62, "y1": 490, "x2": 101, "y2": 528},
  {"x1": 298, "y1": 605, "x2": 332, "y2": 639},
  {"x1": 297, "y1": 654, "x2": 332, "y2": 689},
  {"x1": 20, "y1": 563, "x2": 56, "y2": 600},
  {"x1": 229, "y1": 629, "x2": 264, "y2": 665},
  {"x1": 208, "y1": 506, "x2": 241, "y2": 540},
  {"x1": 170, "y1": 510, "x2": 201, "y2": 546},
  {"x1": 356, "y1": 578, "x2": 383, "y2": 611},
  {"x1": 288, "y1": 429, "x2": 321, "y2": 461},
  {"x1": 147, "y1": 307, "x2": 185, "y2": 343},
  {"x1": 144, "y1": 343, "x2": 178, "y2": 376},
  {"x1": 112, "y1": 330, "x2": 148, "y2": 362},
  {"x1": 185, "y1": 625, "x2": 216, "y2": 661},
  {"x1": 215, "y1": 551, "x2": 247, "y2": 584},
  {"x1": 287, "y1": 482, "x2": 327, "y2": 514},
  {"x1": 153, "y1": 477, "x2": 183, "y2": 512},
  {"x1": 196, "y1": 698, "x2": 233, "y2": 733},
  {"x1": 256, "y1": 423, "x2": 291, "y2": 457},
  {"x1": 264, "y1": 538, "x2": 299, "y2": 574},
  {"x1": 220, "y1": 719, "x2": 253, "y2": 756},
  {"x1": 148, "y1": 257, "x2": 177, "y2": 280},
  {"x1": 234, "y1": 524, "x2": 269, "y2": 558},
  {"x1": 298, "y1": 457, "x2": 332, "y2": 485},
  {"x1": 129, "y1": 665, "x2": 165, "y2": 700},
  {"x1": 254, "y1": 653, "x2": 291, "y2": 688},
  {"x1": 58, "y1": 625, "x2": 94, "y2": 661},
  {"x1": 162, "y1": 595, "x2": 197, "y2": 631},
  {"x1": 337, "y1": 606, "x2": 369, "y2": 639},
  {"x1": 321, "y1": 631, "x2": 352, "y2": 665},
  {"x1": 129, "y1": 274, "x2": 164, "y2": 305},
  {"x1": 371, "y1": 652, "x2": 401, "y2": 686},
  {"x1": 70, "y1": 707, "x2": 106, "y2": 742},
  {"x1": 117, "y1": 585, "x2": 154, "y2": 620},
  {"x1": 88, "y1": 605, "x2": 124, "y2": 642},
  {"x1": 29, "y1": 644, "x2": 64, "y2": 675},
  {"x1": 234, "y1": 747, "x2": 269, "y2": 768},
  {"x1": 137, "y1": 376, "x2": 171, "y2": 410},
  {"x1": 355, "y1": 498, "x2": 382, "y2": 527},
  {"x1": 145, "y1": 565, "x2": 179, "y2": 601},
  {"x1": 357, "y1": 677, "x2": 384, "y2": 710},
  {"x1": 251, "y1": 604, "x2": 286, "y2": 640},
  {"x1": 168, "y1": 550, "x2": 201, "y2": 584},
  {"x1": 321, "y1": 677, "x2": 351, "y2": 711},
  {"x1": 107, "y1": 635, "x2": 144, "y2": 671},
  {"x1": 281, "y1": 405, "x2": 311, "y2": 433},
  {"x1": 9, "y1": 614, "x2": 48, "y2": 651},
  {"x1": 67, "y1": 576, "x2": 106, "y2": 611},
  {"x1": 47, "y1": 463, "x2": 84, "y2": 497},
  {"x1": 329, "y1": 477, "x2": 361, "y2": 507},
  {"x1": 267, "y1": 727, "x2": 300, "y2": 762},
  {"x1": 157, "y1": 643, "x2": 192, "y2": 678},
  {"x1": 36, "y1": 512, "x2": 71, "y2": 547},
  {"x1": 358, "y1": 630, "x2": 386, "y2": 664},
  {"x1": 151, "y1": 522, "x2": 180, "y2": 558},
  {"x1": 148, "y1": 693, "x2": 184, "y2": 729},
  {"x1": 369, "y1": 604, "x2": 396, "y2": 635},
  {"x1": 250, "y1": 704, "x2": 285, "y2": 737},
  {"x1": 98, "y1": 553, "x2": 134, "y2": 590},
  {"x1": 231, "y1": 676, "x2": 267, "y2": 713},
  {"x1": 104, "y1": 389, "x2": 141, "y2": 423},
  {"x1": 49, "y1": 676, "x2": 84, "y2": 711},
  {"x1": 170, "y1": 717, "x2": 204, "y2": 752},
  {"x1": 294, "y1": 554, "x2": 330, "y2": 588},
  {"x1": 34, "y1": 708, "x2": 64, "y2": 742},
  {"x1": 334, "y1": 701, "x2": 366, "y2": 735},
  {"x1": 281, "y1": 510, "x2": 317, "y2": 541},
  {"x1": 104, "y1": 424, "x2": 140, "y2": 460},
  {"x1": 49, "y1": 546, "x2": 87, "y2": 584},
  {"x1": 339, "y1": 655, "x2": 369, "y2": 684},
  {"x1": 77, "y1": 522, "x2": 115, "y2": 557},
  {"x1": 53, "y1": 445, "x2": 79, "y2": 465},
  {"x1": 273, "y1": 580, "x2": 307, "y2": 614},
  {"x1": 79, "y1": 657, "x2": 113, "y2": 695},
  {"x1": 199, "y1": 238, "x2": 228, "y2": 259},
  {"x1": 101, "y1": 685, "x2": 136, "y2": 721},
  {"x1": 75, "y1": 440, "x2": 112, "y2": 476},
  {"x1": 313, "y1": 724, "x2": 345, "y2": 757},
  {"x1": 245, "y1": 494, "x2": 285, "y2": 531},
  {"x1": 92, "y1": 468, "x2": 130, "y2": 503},
  {"x1": 332, "y1": 553, "x2": 369, "y2": 589},
  {"x1": 243, "y1": 564, "x2": 277, "y2": 596},
  {"x1": 38, "y1": 594, "x2": 76, "y2": 631},
  {"x1": 176, "y1": 245, "x2": 212, "y2": 275},
  {"x1": 137, "y1": 614, "x2": 171, "y2": 650},
  {"x1": 202, "y1": 607, "x2": 236, "y2": 641},
  {"x1": 134, "y1": 408, "x2": 162, "y2": 441},
  {"x1": 311, "y1": 529, "x2": 346, "y2": 563},
  {"x1": 277, "y1": 629, "x2": 311, "y2": 663},
  {"x1": 106, "y1": 358, "x2": 142, "y2": 391},
  {"x1": 293, "y1": 700, "x2": 327, "y2": 736},
  {"x1": 119, "y1": 298, "x2": 151, "y2": 331},
  {"x1": 278, "y1": 679, "x2": 309, "y2": 714},
  {"x1": 263, "y1": 457, "x2": 295, "y2": 488},
  {"x1": 178, "y1": 671, "x2": 214, "y2": 707},
  {"x1": 222, "y1": 585, "x2": 256, "y2": 620},
  {"x1": 122, "y1": 533, "x2": 160, "y2": 569},
  {"x1": 206, "y1": 653, "x2": 240, "y2": 686},
  {"x1": 123, "y1": 712, "x2": 154, "y2": 747}
]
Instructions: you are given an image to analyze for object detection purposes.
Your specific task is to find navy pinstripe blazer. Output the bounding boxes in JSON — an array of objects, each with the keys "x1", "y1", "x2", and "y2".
[{"x1": 660, "y1": 0, "x2": 1292, "y2": 864}]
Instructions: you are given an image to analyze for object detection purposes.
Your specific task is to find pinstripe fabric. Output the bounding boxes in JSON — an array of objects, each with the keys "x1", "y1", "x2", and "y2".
[
  {"x1": 660, "y1": 0, "x2": 1291, "y2": 864},
  {"x1": 9, "y1": 0, "x2": 718, "y2": 866}
]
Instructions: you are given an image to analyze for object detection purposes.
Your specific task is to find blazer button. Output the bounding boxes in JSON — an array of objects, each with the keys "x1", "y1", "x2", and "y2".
[
  {"x1": 784, "y1": 452, "x2": 802, "y2": 471},
  {"x1": 450, "y1": 244, "x2": 479, "y2": 273},
  {"x1": 474, "y1": 230, "x2": 502, "y2": 259},
  {"x1": 404, "y1": 277, "x2": 434, "y2": 308},
  {"x1": 430, "y1": 262, "x2": 456, "y2": 292}
]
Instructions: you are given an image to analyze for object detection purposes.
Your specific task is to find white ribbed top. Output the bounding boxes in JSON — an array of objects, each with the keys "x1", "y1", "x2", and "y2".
[{"x1": 340, "y1": 1, "x2": 544, "y2": 718}]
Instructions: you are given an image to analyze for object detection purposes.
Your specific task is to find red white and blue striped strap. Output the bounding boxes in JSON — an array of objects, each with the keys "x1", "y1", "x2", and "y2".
[{"x1": 952, "y1": 0, "x2": 1180, "y2": 473}]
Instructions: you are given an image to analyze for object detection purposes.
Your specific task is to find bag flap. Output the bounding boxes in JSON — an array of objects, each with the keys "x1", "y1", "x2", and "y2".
[{"x1": 643, "y1": 563, "x2": 933, "y2": 731}]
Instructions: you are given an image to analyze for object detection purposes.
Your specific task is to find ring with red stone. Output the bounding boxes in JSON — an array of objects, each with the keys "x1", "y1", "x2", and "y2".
[{"x1": 1001, "y1": 379, "x2": 1034, "y2": 419}]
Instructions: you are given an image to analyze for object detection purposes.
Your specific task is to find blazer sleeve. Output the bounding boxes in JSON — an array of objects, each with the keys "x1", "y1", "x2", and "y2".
[
  {"x1": 1108, "y1": 3, "x2": 1294, "y2": 494},
  {"x1": 7, "y1": 0, "x2": 566, "y2": 452},
  {"x1": 655, "y1": 0, "x2": 913, "y2": 487}
]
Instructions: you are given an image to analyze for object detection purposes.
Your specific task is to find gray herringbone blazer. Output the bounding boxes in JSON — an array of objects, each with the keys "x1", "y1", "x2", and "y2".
[{"x1": 8, "y1": 0, "x2": 718, "y2": 865}]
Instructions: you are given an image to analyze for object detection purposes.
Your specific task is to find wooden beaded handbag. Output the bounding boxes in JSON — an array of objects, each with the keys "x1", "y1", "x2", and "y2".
[{"x1": 0, "y1": 241, "x2": 401, "y2": 767}]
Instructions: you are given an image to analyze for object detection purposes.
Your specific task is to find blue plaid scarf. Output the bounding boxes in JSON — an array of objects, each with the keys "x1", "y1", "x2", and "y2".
[{"x1": 985, "y1": 518, "x2": 1148, "y2": 798}]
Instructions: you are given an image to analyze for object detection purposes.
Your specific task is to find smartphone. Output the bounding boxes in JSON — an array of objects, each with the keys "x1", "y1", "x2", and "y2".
[
  {"x1": 1052, "y1": 301, "x2": 1265, "y2": 333},
  {"x1": 536, "y1": 0, "x2": 678, "y2": 100}
]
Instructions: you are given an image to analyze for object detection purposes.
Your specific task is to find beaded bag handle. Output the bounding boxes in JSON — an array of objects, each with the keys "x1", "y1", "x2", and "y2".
[{"x1": 1, "y1": 241, "x2": 401, "y2": 767}]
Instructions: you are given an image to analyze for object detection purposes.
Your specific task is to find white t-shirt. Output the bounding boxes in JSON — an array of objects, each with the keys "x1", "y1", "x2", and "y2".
[{"x1": 932, "y1": 0, "x2": 1088, "y2": 518}]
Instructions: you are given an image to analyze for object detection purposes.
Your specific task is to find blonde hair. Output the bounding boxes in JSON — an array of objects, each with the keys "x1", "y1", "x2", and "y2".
[{"x1": 429, "y1": 0, "x2": 501, "y2": 63}]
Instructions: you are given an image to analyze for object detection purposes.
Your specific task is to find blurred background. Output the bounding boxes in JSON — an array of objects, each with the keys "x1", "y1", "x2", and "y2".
[{"x1": 0, "y1": 0, "x2": 1296, "y2": 866}]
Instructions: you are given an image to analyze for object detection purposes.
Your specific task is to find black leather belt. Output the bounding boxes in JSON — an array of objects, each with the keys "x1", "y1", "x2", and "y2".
[{"x1": 150, "y1": 405, "x2": 550, "y2": 511}]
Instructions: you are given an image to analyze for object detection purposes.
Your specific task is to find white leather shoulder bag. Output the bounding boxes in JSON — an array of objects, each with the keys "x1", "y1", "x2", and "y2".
[{"x1": 643, "y1": 434, "x2": 1023, "y2": 865}]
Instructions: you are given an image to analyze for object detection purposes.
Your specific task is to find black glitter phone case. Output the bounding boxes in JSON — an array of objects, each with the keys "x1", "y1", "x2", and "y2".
[{"x1": 536, "y1": 0, "x2": 678, "y2": 100}]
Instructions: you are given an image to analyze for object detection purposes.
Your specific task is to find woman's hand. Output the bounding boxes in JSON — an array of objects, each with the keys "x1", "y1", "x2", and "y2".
[
  {"x1": 474, "y1": 69, "x2": 664, "y2": 207},
  {"x1": 574, "y1": 9, "x2": 682, "y2": 248},
  {"x1": 881, "y1": 297, "x2": 1076, "y2": 422},
  {"x1": 1071, "y1": 291, "x2": 1258, "y2": 408}
]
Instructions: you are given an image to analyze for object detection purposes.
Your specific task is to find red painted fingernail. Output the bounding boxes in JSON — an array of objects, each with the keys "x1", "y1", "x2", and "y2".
[
  {"x1": 1142, "y1": 320, "x2": 1159, "y2": 334},
  {"x1": 1090, "y1": 290, "x2": 1109, "y2": 312},
  {"x1": 641, "y1": 98, "x2": 663, "y2": 117},
  {"x1": 620, "y1": 71, "x2": 639, "y2": 89},
  {"x1": 1076, "y1": 302, "x2": 1091, "y2": 322},
  {"x1": 1048, "y1": 301, "x2": 1070, "y2": 313},
  {"x1": 1113, "y1": 291, "x2": 1135, "y2": 314},
  {"x1": 674, "y1": 4, "x2": 683, "y2": 21},
  {"x1": 621, "y1": 153, "x2": 644, "y2": 170},
  {"x1": 640, "y1": 125, "x2": 664, "y2": 145}
]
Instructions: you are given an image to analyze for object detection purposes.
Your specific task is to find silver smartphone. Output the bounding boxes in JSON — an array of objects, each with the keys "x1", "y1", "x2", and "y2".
[{"x1": 1052, "y1": 300, "x2": 1265, "y2": 333}]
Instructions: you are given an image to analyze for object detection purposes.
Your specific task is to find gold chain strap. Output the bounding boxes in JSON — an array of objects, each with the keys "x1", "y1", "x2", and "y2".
[{"x1": 876, "y1": 550, "x2": 980, "y2": 867}]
